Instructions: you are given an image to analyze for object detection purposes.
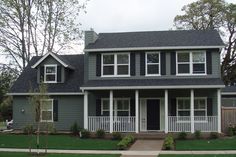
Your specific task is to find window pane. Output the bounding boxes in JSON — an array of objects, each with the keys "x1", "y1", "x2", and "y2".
[
  {"x1": 46, "y1": 75, "x2": 56, "y2": 81},
  {"x1": 103, "y1": 100, "x2": 109, "y2": 110},
  {"x1": 117, "y1": 65, "x2": 129, "y2": 75},
  {"x1": 193, "y1": 64, "x2": 205, "y2": 74},
  {"x1": 193, "y1": 52, "x2": 205, "y2": 62},
  {"x1": 103, "y1": 55, "x2": 114, "y2": 64},
  {"x1": 46, "y1": 67, "x2": 56, "y2": 73},
  {"x1": 147, "y1": 64, "x2": 159, "y2": 74},
  {"x1": 178, "y1": 53, "x2": 189, "y2": 62},
  {"x1": 179, "y1": 111, "x2": 190, "y2": 116},
  {"x1": 194, "y1": 111, "x2": 205, "y2": 116},
  {"x1": 178, "y1": 104, "x2": 184, "y2": 109},
  {"x1": 103, "y1": 66, "x2": 114, "y2": 75},
  {"x1": 178, "y1": 64, "x2": 190, "y2": 73},
  {"x1": 41, "y1": 102, "x2": 52, "y2": 110},
  {"x1": 117, "y1": 54, "x2": 129, "y2": 64},
  {"x1": 147, "y1": 53, "x2": 159, "y2": 63},
  {"x1": 42, "y1": 111, "x2": 52, "y2": 121}
]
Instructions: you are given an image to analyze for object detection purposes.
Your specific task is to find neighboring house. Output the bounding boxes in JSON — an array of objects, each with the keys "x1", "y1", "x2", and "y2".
[
  {"x1": 222, "y1": 86, "x2": 236, "y2": 107},
  {"x1": 9, "y1": 30, "x2": 226, "y2": 133}
]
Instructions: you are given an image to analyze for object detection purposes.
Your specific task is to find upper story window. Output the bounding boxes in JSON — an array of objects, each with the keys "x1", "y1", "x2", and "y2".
[
  {"x1": 40, "y1": 99, "x2": 53, "y2": 122},
  {"x1": 176, "y1": 51, "x2": 206, "y2": 75},
  {"x1": 44, "y1": 65, "x2": 57, "y2": 83},
  {"x1": 102, "y1": 53, "x2": 130, "y2": 77},
  {"x1": 146, "y1": 52, "x2": 160, "y2": 76}
]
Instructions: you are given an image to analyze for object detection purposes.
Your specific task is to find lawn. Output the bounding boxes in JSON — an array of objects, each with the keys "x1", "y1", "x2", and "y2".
[
  {"x1": 0, "y1": 152, "x2": 120, "y2": 157},
  {"x1": 159, "y1": 155, "x2": 236, "y2": 157},
  {"x1": 176, "y1": 136, "x2": 236, "y2": 150},
  {"x1": 0, "y1": 134, "x2": 119, "y2": 150}
]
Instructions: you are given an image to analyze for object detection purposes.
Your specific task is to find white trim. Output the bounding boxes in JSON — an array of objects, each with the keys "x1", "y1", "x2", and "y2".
[
  {"x1": 81, "y1": 85, "x2": 225, "y2": 90},
  {"x1": 31, "y1": 52, "x2": 69, "y2": 68},
  {"x1": 7, "y1": 92, "x2": 84, "y2": 96},
  {"x1": 84, "y1": 46, "x2": 225, "y2": 52},
  {"x1": 145, "y1": 52, "x2": 161, "y2": 76},
  {"x1": 164, "y1": 90, "x2": 168, "y2": 133},
  {"x1": 221, "y1": 92, "x2": 236, "y2": 95},
  {"x1": 40, "y1": 99, "x2": 53, "y2": 122},
  {"x1": 217, "y1": 89, "x2": 221, "y2": 133},
  {"x1": 190, "y1": 90, "x2": 194, "y2": 133},
  {"x1": 44, "y1": 64, "x2": 57, "y2": 83},
  {"x1": 109, "y1": 90, "x2": 113, "y2": 133},
  {"x1": 135, "y1": 90, "x2": 139, "y2": 133},
  {"x1": 84, "y1": 91, "x2": 88, "y2": 129}
]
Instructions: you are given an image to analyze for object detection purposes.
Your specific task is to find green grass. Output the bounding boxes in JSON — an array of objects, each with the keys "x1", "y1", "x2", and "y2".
[
  {"x1": 159, "y1": 155, "x2": 236, "y2": 157},
  {"x1": 176, "y1": 136, "x2": 236, "y2": 150},
  {"x1": 0, "y1": 134, "x2": 119, "y2": 150},
  {"x1": 0, "y1": 152, "x2": 120, "y2": 157}
]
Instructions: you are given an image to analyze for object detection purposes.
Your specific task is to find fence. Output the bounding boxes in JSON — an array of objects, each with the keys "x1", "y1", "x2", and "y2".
[{"x1": 222, "y1": 107, "x2": 236, "y2": 133}]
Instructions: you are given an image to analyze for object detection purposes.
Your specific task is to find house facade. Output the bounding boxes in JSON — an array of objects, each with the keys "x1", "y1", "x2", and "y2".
[{"x1": 9, "y1": 30, "x2": 225, "y2": 133}]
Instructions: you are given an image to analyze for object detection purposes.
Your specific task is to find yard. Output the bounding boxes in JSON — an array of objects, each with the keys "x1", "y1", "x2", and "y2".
[
  {"x1": 159, "y1": 155, "x2": 236, "y2": 157},
  {"x1": 0, "y1": 134, "x2": 119, "y2": 150},
  {"x1": 175, "y1": 136, "x2": 236, "y2": 150}
]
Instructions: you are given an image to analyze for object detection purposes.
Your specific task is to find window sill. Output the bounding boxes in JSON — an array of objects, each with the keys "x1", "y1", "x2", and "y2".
[
  {"x1": 145, "y1": 74, "x2": 161, "y2": 77},
  {"x1": 176, "y1": 73, "x2": 207, "y2": 76},
  {"x1": 101, "y1": 75, "x2": 131, "y2": 78}
]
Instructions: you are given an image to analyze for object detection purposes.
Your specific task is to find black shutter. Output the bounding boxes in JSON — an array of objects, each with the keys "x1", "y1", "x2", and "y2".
[
  {"x1": 57, "y1": 66, "x2": 62, "y2": 82},
  {"x1": 206, "y1": 50, "x2": 212, "y2": 74},
  {"x1": 40, "y1": 66, "x2": 44, "y2": 82},
  {"x1": 207, "y1": 98, "x2": 213, "y2": 116},
  {"x1": 170, "y1": 52, "x2": 176, "y2": 75},
  {"x1": 130, "y1": 99, "x2": 135, "y2": 116},
  {"x1": 169, "y1": 98, "x2": 177, "y2": 116},
  {"x1": 161, "y1": 52, "x2": 166, "y2": 75},
  {"x1": 96, "y1": 54, "x2": 101, "y2": 76},
  {"x1": 96, "y1": 99, "x2": 101, "y2": 116},
  {"x1": 130, "y1": 53, "x2": 136, "y2": 76},
  {"x1": 140, "y1": 52, "x2": 145, "y2": 75},
  {"x1": 53, "y1": 100, "x2": 58, "y2": 121},
  {"x1": 35, "y1": 101, "x2": 40, "y2": 122}
]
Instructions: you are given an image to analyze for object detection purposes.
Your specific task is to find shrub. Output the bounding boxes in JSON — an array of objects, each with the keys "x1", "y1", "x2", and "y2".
[
  {"x1": 163, "y1": 134, "x2": 174, "y2": 150},
  {"x1": 112, "y1": 132, "x2": 122, "y2": 140},
  {"x1": 228, "y1": 126, "x2": 234, "y2": 137},
  {"x1": 96, "y1": 129, "x2": 105, "y2": 138},
  {"x1": 70, "y1": 122, "x2": 81, "y2": 136},
  {"x1": 210, "y1": 132, "x2": 219, "y2": 139},
  {"x1": 23, "y1": 124, "x2": 34, "y2": 134},
  {"x1": 194, "y1": 130, "x2": 201, "y2": 139},
  {"x1": 117, "y1": 135, "x2": 135, "y2": 150},
  {"x1": 81, "y1": 129, "x2": 91, "y2": 138},
  {"x1": 178, "y1": 132, "x2": 187, "y2": 140},
  {"x1": 48, "y1": 123, "x2": 57, "y2": 134}
]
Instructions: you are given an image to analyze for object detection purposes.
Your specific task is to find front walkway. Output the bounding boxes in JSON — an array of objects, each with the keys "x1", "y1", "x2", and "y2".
[{"x1": 129, "y1": 140, "x2": 164, "y2": 151}]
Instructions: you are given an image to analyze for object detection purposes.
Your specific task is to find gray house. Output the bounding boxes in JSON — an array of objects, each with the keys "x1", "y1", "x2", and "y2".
[{"x1": 9, "y1": 29, "x2": 225, "y2": 133}]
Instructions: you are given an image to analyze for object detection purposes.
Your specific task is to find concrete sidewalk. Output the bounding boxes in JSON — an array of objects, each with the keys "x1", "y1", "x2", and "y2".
[{"x1": 1, "y1": 148, "x2": 236, "y2": 156}]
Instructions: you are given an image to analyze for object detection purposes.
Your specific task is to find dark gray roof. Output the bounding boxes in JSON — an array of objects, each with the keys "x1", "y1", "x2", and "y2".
[
  {"x1": 10, "y1": 54, "x2": 84, "y2": 93},
  {"x1": 85, "y1": 30, "x2": 224, "y2": 50},
  {"x1": 222, "y1": 86, "x2": 236, "y2": 93},
  {"x1": 82, "y1": 78, "x2": 224, "y2": 88}
]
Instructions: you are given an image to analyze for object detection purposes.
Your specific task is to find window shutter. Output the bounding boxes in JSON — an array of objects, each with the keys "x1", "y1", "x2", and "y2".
[
  {"x1": 53, "y1": 100, "x2": 58, "y2": 121},
  {"x1": 130, "y1": 99, "x2": 135, "y2": 116},
  {"x1": 96, "y1": 54, "x2": 101, "y2": 76},
  {"x1": 96, "y1": 99, "x2": 101, "y2": 116},
  {"x1": 57, "y1": 66, "x2": 62, "y2": 82},
  {"x1": 170, "y1": 52, "x2": 176, "y2": 75},
  {"x1": 130, "y1": 53, "x2": 136, "y2": 76},
  {"x1": 206, "y1": 50, "x2": 212, "y2": 74},
  {"x1": 40, "y1": 66, "x2": 44, "y2": 82},
  {"x1": 207, "y1": 98, "x2": 213, "y2": 116},
  {"x1": 140, "y1": 52, "x2": 145, "y2": 75},
  {"x1": 35, "y1": 101, "x2": 40, "y2": 122},
  {"x1": 169, "y1": 98, "x2": 177, "y2": 116},
  {"x1": 161, "y1": 52, "x2": 166, "y2": 75}
]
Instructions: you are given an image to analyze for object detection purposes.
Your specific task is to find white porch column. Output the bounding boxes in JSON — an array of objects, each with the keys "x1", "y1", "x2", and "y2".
[
  {"x1": 135, "y1": 90, "x2": 139, "y2": 133},
  {"x1": 217, "y1": 89, "x2": 221, "y2": 133},
  {"x1": 190, "y1": 89, "x2": 194, "y2": 133},
  {"x1": 84, "y1": 91, "x2": 88, "y2": 129},
  {"x1": 164, "y1": 90, "x2": 168, "y2": 133},
  {"x1": 109, "y1": 90, "x2": 113, "y2": 133}
]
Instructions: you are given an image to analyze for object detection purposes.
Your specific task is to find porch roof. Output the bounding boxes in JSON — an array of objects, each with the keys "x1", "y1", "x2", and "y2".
[{"x1": 81, "y1": 78, "x2": 224, "y2": 90}]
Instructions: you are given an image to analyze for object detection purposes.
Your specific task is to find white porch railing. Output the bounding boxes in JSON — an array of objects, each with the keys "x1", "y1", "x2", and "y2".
[
  {"x1": 88, "y1": 116, "x2": 135, "y2": 132},
  {"x1": 168, "y1": 116, "x2": 218, "y2": 132}
]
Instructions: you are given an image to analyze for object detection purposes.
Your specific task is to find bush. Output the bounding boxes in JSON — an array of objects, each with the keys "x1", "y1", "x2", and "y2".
[
  {"x1": 194, "y1": 130, "x2": 201, "y2": 139},
  {"x1": 48, "y1": 123, "x2": 57, "y2": 134},
  {"x1": 112, "y1": 132, "x2": 122, "y2": 140},
  {"x1": 117, "y1": 135, "x2": 135, "y2": 150},
  {"x1": 96, "y1": 129, "x2": 105, "y2": 138},
  {"x1": 210, "y1": 132, "x2": 219, "y2": 139},
  {"x1": 23, "y1": 124, "x2": 34, "y2": 134},
  {"x1": 178, "y1": 132, "x2": 187, "y2": 140},
  {"x1": 70, "y1": 122, "x2": 81, "y2": 136},
  {"x1": 81, "y1": 129, "x2": 91, "y2": 138},
  {"x1": 163, "y1": 134, "x2": 174, "y2": 150},
  {"x1": 228, "y1": 126, "x2": 234, "y2": 137}
]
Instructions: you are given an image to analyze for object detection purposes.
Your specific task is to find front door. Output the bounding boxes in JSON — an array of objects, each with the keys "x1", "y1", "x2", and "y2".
[{"x1": 147, "y1": 99, "x2": 160, "y2": 130}]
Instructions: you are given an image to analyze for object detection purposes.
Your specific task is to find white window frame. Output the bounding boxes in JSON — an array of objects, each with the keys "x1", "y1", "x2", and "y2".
[
  {"x1": 194, "y1": 97, "x2": 207, "y2": 122},
  {"x1": 145, "y1": 52, "x2": 161, "y2": 76},
  {"x1": 101, "y1": 53, "x2": 130, "y2": 77},
  {"x1": 176, "y1": 51, "x2": 206, "y2": 76},
  {"x1": 44, "y1": 64, "x2": 57, "y2": 83},
  {"x1": 40, "y1": 99, "x2": 53, "y2": 122}
]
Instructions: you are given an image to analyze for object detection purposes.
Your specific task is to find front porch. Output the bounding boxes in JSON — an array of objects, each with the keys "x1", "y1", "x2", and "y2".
[{"x1": 83, "y1": 89, "x2": 221, "y2": 133}]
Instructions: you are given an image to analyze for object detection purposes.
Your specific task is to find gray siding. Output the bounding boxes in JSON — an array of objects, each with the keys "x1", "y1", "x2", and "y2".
[{"x1": 13, "y1": 95, "x2": 84, "y2": 131}]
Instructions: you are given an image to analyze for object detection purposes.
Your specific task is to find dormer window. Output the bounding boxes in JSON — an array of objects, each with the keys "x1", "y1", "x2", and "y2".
[{"x1": 44, "y1": 65, "x2": 57, "y2": 83}]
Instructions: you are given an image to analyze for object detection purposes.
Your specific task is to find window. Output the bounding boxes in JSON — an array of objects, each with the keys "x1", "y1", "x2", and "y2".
[
  {"x1": 146, "y1": 52, "x2": 160, "y2": 76},
  {"x1": 40, "y1": 99, "x2": 53, "y2": 122},
  {"x1": 102, "y1": 53, "x2": 130, "y2": 77},
  {"x1": 44, "y1": 65, "x2": 57, "y2": 83},
  {"x1": 194, "y1": 98, "x2": 207, "y2": 117},
  {"x1": 177, "y1": 51, "x2": 206, "y2": 75},
  {"x1": 101, "y1": 98, "x2": 130, "y2": 117}
]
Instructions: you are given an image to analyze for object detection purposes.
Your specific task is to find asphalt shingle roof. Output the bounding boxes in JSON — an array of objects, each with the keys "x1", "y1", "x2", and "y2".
[
  {"x1": 85, "y1": 30, "x2": 224, "y2": 50},
  {"x1": 222, "y1": 86, "x2": 236, "y2": 93}
]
